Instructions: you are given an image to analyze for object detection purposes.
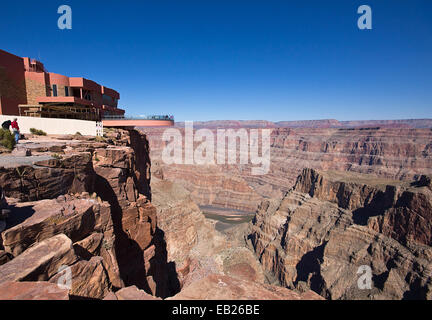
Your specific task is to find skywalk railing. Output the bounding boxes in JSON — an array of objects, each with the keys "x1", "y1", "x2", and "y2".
[{"x1": 102, "y1": 115, "x2": 175, "y2": 121}]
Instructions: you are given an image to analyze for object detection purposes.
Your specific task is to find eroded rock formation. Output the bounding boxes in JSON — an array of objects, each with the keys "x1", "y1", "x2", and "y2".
[
  {"x1": 143, "y1": 127, "x2": 432, "y2": 211},
  {"x1": 0, "y1": 129, "x2": 314, "y2": 301},
  {"x1": 249, "y1": 168, "x2": 432, "y2": 299},
  {"x1": 0, "y1": 129, "x2": 177, "y2": 299},
  {"x1": 151, "y1": 177, "x2": 267, "y2": 289}
]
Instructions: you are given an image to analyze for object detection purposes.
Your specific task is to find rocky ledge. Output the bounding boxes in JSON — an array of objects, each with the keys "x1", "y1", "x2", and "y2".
[
  {"x1": 0, "y1": 129, "x2": 176, "y2": 299},
  {"x1": 0, "y1": 129, "x2": 318, "y2": 300}
]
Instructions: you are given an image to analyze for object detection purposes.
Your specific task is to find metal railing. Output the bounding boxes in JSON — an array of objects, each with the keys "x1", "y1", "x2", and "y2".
[{"x1": 102, "y1": 114, "x2": 175, "y2": 121}]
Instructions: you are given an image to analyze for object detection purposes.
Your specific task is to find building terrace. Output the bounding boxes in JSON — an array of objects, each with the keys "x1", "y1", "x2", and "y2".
[{"x1": 0, "y1": 49, "x2": 125, "y2": 121}]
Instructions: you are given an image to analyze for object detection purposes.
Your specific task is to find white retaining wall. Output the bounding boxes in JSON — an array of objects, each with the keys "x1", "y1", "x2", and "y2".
[{"x1": 0, "y1": 115, "x2": 101, "y2": 136}]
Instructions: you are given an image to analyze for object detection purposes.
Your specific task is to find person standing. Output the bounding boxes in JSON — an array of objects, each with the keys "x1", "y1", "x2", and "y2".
[{"x1": 11, "y1": 118, "x2": 20, "y2": 143}]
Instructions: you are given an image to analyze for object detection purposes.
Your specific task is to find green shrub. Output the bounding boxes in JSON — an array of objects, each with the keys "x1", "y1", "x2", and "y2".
[
  {"x1": 30, "y1": 128, "x2": 47, "y2": 136},
  {"x1": 94, "y1": 135, "x2": 106, "y2": 142},
  {"x1": 0, "y1": 129, "x2": 16, "y2": 150},
  {"x1": 51, "y1": 153, "x2": 63, "y2": 160},
  {"x1": 75, "y1": 132, "x2": 82, "y2": 136}
]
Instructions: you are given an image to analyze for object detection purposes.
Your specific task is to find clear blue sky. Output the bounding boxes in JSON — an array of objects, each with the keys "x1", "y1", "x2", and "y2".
[{"x1": 1, "y1": 0, "x2": 431, "y2": 122}]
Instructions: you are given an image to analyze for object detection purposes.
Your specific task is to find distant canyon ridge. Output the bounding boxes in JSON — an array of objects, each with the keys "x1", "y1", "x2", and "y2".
[{"x1": 174, "y1": 119, "x2": 432, "y2": 129}]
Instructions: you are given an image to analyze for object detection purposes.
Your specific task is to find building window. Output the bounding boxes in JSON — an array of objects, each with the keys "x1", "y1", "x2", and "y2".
[
  {"x1": 52, "y1": 84, "x2": 58, "y2": 97},
  {"x1": 65, "y1": 86, "x2": 69, "y2": 97},
  {"x1": 84, "y1": 91, "x2": 92, "y2": 101}
]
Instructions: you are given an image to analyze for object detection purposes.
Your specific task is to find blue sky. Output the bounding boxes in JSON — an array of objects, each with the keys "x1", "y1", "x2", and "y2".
[{"x1": 1, "y1": 0, "x2": 431, "y2": 122}]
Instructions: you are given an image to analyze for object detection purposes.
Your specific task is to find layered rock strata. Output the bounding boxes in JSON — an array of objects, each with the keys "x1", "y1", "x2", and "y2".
[
  {"x1": 249, "y1": 168, "x2": 432, "y2": 299},
  {"x1": 0, "y1": 129, "x2": 177, "y2": 299},
  {"x1": 143, "y1": 127, "x2": 432, "y2": 211},
  {"x1": 0, "y1": 129, "x2": 314, "y2": 300}
]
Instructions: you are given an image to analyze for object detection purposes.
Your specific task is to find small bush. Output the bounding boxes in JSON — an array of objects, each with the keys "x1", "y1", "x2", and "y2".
[
  {"x1": 94, "y1": 135, "x2": 106, "y2": 142},
  {"x1": 0, "y1": 129, "x2": 16, "y2": 150},
  {"x1": 51, "y1": 153, "x2": 63, "y2": 160},
  {"x1": 75, "y1": 132, "x2": 82, "y2": 136},
  {"x1": 30, "y1": 128, "x2": 47, "y2": 136}
]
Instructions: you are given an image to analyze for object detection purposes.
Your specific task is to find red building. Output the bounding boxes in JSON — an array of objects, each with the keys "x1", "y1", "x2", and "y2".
[{"x1": 0, "y1": 49, "x2": 125, "y2": 120}]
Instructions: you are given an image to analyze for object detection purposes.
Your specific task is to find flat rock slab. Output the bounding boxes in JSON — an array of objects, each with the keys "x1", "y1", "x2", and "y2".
[
  {"x1": 0, "y1": 234, "x2": 77, "y2": 284},
  {"x1": 103, "y1": 286, "x2": 161, "y2": 300},
  {"x1": 0, "y1": 281, "x2": 69, "y2": 300},
  {"x1": 2, "y1": 198, "x2": 97, "y2": 256},
  {"x1": 168, "y1": 274, "x2": 324, "y2": 300}
]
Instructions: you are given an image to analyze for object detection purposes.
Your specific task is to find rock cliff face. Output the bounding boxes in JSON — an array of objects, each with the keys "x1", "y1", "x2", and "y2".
[
  {"x1": 150, "y1": 177, "x2": 266, "y2": 288},
  {"x1": 150, "y1": 176, "x2": 322, "y2": 300},
  {"x1": 0, "y1": 129, "x2": 316, "y2": 300},
  {"x1": 0, "y1": 129, "x2": 178, "y2": 299},
  {"x1": 249, "y1": 168, "x2": 432, "y2": 299},
  {"x1": 143, "y1": 127, "x2": 432, "y2": 211}
]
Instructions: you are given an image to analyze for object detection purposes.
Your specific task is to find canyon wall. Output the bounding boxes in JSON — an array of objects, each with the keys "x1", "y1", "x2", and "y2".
[
  {"x1": 150, "y1": 176, "x2": 322, "y2": 299},
  {"x1": 0, "y1": 129, "x2": 178, "y2": 299},
  {"x1": 0, "y1": 129, "x2": 321, "y2": 300},
  {"x1": 249, "y1": 168, "x2": 432, "y2": 299},
  {"x1": 143, "y1": 127, "x2": 432, "y2": 212}
]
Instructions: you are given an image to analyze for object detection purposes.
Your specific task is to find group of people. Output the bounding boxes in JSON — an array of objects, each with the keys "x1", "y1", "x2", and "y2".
[{"x1": 1, "y1": 118, "x2": 20, "y2": 143}]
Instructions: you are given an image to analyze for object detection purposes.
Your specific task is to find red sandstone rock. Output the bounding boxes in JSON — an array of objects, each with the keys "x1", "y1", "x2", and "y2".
[
  {"x1": 1, "y1": 197, "x2": 105, "y2": 256},
  {"x1": 73, "y1": 232, "x2": 103, "y2": 259},
  {"x1": 151, "y1": 178, "x2": 267, "y2": 291},
  {"x1": 49, "y1": 256, "x2": 110, "y2": 299},
  {"x1": 0, "y1": 250, "x2": 11, "y2": 266},
  {"x1": 249, "y1": 169, "x2": 432, "y2": 299},
  {"x1": 0, "y1": 281, "x2": 69, "y2": 300},
  {"x1": 168, "y1": 274, "x2": 324, "y2": 300},
  {"x1": 0, "y1": 152, "x2": 95, "y2": 201},
  {"x1": 103, "y1": 285, "x2": 161, "y2": 300},
  {"x1": 143, "y1": 127, "x2": 432, "y2": 211},
  {"x1": 0, "y1": 234, "x2": 77, "y2": 284}
]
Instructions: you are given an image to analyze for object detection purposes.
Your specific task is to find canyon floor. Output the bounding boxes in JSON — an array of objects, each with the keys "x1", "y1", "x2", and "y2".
[{"x1": 0, "y1": 123, "x2": 431, "y2": 300}]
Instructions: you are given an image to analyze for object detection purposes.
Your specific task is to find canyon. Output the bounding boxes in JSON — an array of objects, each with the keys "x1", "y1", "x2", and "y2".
[
  {"x1": 143, "y1": 125, "x2": 432, "y2": 212},
  {"x1": 0, "y1": 119, "x2": 431, "y2": 300},
  {"x1": 140, "y1": 122, "x2": 432, "y2": 300},
  {"x1": 0, "y1": 128, "x2": 321, "y2": 300}
]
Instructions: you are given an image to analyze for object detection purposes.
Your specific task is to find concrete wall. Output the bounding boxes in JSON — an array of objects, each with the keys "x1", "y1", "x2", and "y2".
[{"x1": 0, "y1": 115, "x2": 100, "y2": 136}]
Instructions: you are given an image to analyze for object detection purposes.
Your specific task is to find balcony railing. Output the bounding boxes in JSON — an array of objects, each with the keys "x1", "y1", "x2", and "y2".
[{"x1": 102, "y1": 114, "x2": 175, "y2": 121}]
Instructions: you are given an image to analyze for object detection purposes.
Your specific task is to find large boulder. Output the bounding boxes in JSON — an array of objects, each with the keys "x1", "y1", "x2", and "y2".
[
  {"x1": 49, "y1": 256, "x2": 110, "y2": 299},
  {"x1": 0, "y1": 234, "x2": 77, "y2": 283},
  {"x1": 1, "y1": 196, "x2": 107, "y2": 256}
]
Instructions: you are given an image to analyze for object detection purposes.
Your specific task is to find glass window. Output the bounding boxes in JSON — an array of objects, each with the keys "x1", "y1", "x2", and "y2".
[
  {"x1": 65, "y1": 86, "x2": 69, "y2": 97},
  {"x1": 52, "y1": 84, "x2": 58, "y2": 97}
]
